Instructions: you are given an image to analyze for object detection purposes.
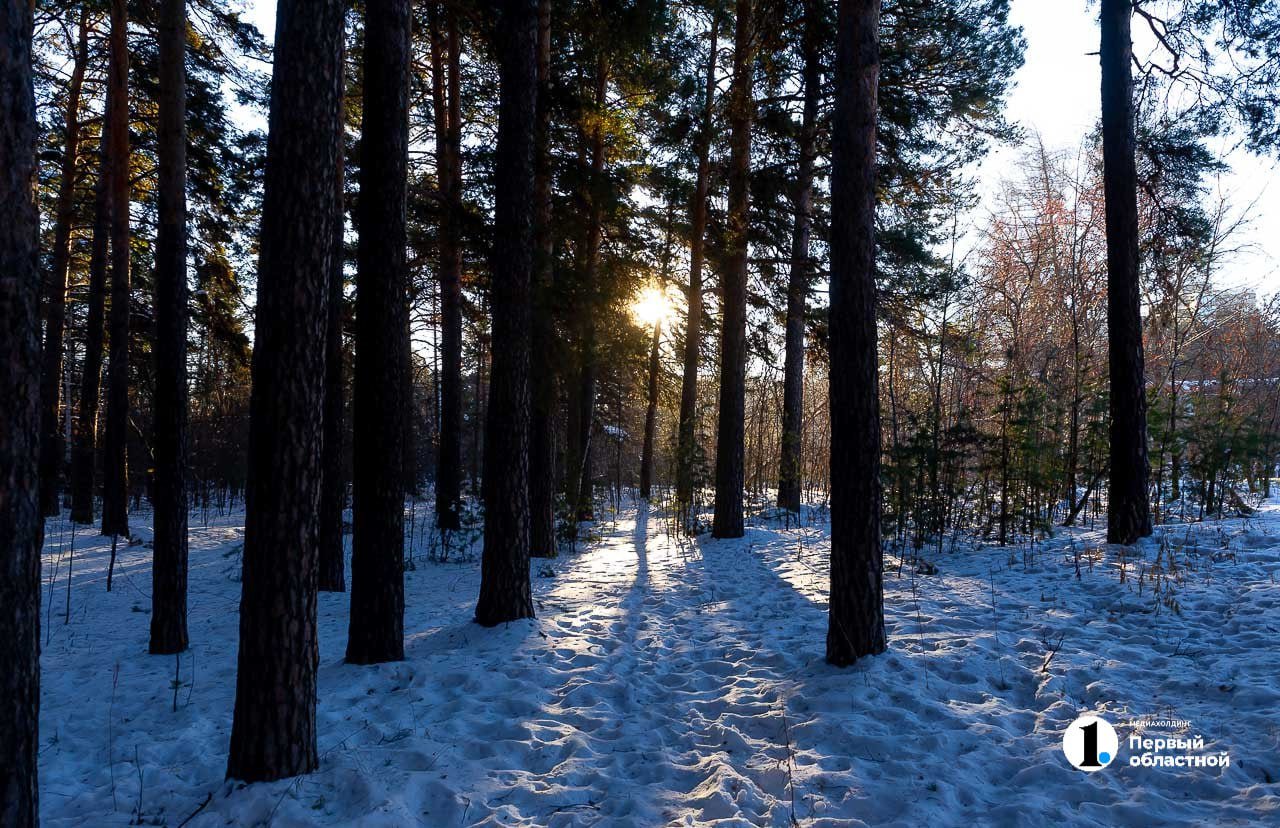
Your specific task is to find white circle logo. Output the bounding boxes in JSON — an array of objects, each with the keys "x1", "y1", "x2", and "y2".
[{"x1": 1063, "y1": 715, "x2": 1119, "y2": 771}]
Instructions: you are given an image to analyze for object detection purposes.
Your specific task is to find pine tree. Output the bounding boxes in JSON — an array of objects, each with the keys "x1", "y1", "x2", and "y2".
[
  {"x1": 431, "y1": 0, "x2": 465, "y2": 532},
  {"x1": 318, "y1": 67, "x2": 348, "y2": 594},
  {"x1": 0, "y1": 0, "x2": 43, "y2": 819},
  {"x1": 827, "y1": 0, "x2": 886, "y2": 666},
  {"x1": 528, "y1": 0, "x2": 558, "y2": 557},
  {"x1": 676, "y1": 15, "x2": 718, "y2": 520},
  {"x1": 226, "y1": 0, "x2": 345, "y2": 783},
  {"x1": 37, "y1": 9, "x2": 89, "y2": 518},
  {"x1": 150, "y1": 0, "x2": 191, "y2": 654},
  {"x1": 712, "y1": 0, "x2": 754, "y2": 540},
  {"x1": 101, "y1": 0, "x2": 132, "y2": 539},
  {"x1": 777, "y1": 0, "x2": 819, "y2": 514},
  {"x1": 70, "y1": 97, "x2": 112, "y2": 526},
  {"x1": 475, "y1": 0, "x2": 537, "y2": 627},
  {"x1": 1100, "y1": 0, "x2": 1153, "y2": 544},
  {"x1": 348, "y1": 0, "x2": 411, "y2": 665}
]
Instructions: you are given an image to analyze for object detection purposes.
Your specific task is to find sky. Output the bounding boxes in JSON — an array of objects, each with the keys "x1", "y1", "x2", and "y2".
[
  {"x1": 240, "y1": 0, "x2": 1278, "y2": 298},
  {"x1": 977, "y1": 1, "x2": 1280, "y2": 297}
]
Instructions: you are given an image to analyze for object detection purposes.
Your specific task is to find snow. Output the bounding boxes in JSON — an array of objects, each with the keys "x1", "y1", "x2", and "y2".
[{"x1": 36, "y1": 496, "x2": 1280, "y2": 826}]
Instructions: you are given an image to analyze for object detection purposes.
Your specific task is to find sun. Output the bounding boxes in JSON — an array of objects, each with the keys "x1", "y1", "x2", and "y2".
[{"x1": 630, "y1": 284, "x2": 674, "y2": 328}]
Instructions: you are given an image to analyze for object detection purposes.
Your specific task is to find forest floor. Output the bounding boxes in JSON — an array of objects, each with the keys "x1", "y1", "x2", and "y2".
[{"x1": 35, "y1": 494, "x2": 1280, "y2": 826}]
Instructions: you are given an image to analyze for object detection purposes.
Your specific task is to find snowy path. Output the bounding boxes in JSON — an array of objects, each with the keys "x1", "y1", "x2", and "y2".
[{"x1": 36, "y1": 499, "x2": 1280, "y2": 826}]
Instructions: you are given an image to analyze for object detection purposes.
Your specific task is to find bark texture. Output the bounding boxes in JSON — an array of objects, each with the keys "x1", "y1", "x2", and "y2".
[
  {"x1": 38, "y1": 10, "x2": 89, "y2": 517},
  {"x1": 777, "y1": 0, "x2": 818, "y2": 514},
  {"x1": 475, "y1": 0, "x2": 537, "y2": 627},
  {"x1": 318, "y1": 79, "x2": 347, "y2": 594},
  {"x1": 150, "y1": 0, "x2": 190, "y2": 654},
  {"x1": 640, "y1": 320, "x2": 662, "y2": 499},
  {"x1": 1100, "y1": 0, "x2": 1152, "y2": 545},
  {"x1": 565, "y1": 58, "x2": 608, "y2": 524},
  {"x1": 348, "y1": 0, "x2": 410, "y2": 665},
  {"x1": 675, "y1": 18, "x2": 717, "y2": 514},
  {"x1": 70, "y1": 99, "x2": 112, "y2": 526},
  {"x1": 226, "y1": 0, "x2": 344, "y2": 783},
  {"x1": 827, "y1": 0, "x2": 886, "y2": 667},
  {"x1": 712, "y1": 0, "x2": 753, "y2": 540},
  {"x1": 528, "y1": 0, "x2": 558, "y2": 557},
  {"x1": 432, "y1": 0, "x2": 464, "y2": 532},
  {"x1": 101, "y1": 0, "x2": 131, "y2": 539},
  {"x1": 1, "y1": 0, "x2": 43, "y2": 819}
]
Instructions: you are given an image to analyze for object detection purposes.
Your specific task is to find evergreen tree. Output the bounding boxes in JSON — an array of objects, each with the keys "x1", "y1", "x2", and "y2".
[
  {"x1": 476, "y1": 0, "x2": 538, "y2": 627},
  {"x1": 150, "y1": 0, "x2": 191, "y2": 654},
  {"x1": 349, "y1": 0, "x2": 411, "y2": 665},
  {"x1": 827, "y1": 0, "x2": 886, "y2": 666},
  {"x1": 0, "y1": 0, "x2": 43, "y2": 820},
  {"x1": 226, "y1": 0, "x2": 345, "y2": 783}
]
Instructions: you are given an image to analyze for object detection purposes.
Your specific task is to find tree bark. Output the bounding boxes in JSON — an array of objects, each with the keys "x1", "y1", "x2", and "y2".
[
  {"x1": 70, "y1": 95, "x2": 113, "y2": 526},
  {"x1": 676, "y1": 16, "x2": 717, "y2": 515},
  {"x1": 712, "y1": 0, "x2": 753, "y2": 540},
  {"x1": 348, "y1": 0, "x2": 410, "y2": 665},
  {"x1": 150, "y1": 0, "x2": 190, "y2": 655},
  {"x1": 318, "y1": 59, "x2": 347, "y2": 594},
  {"x1": 475, "y1": 0, "x2": 537, "y2": 627},
  {"x1": 640, "y1": 319, "x2": 662, "y2": 498},
  {"x1": 431, "y1": 0, "x2": 464, "y2": 532},
  {"x1": 0, "y1": 1, "x2": 43, "y2": 820},
  {"x1": 1100, "y1": 0, "x2": 1152, "y2": 545},
  {"x1": 38, "y1": 9, "x2": 89, "y2": 517},
  {"x1": 777, "y1": 0, "x2": 818, "y2": 514},
  {"x1": 827, "y1": 0, "x2": 886, "y2": 667},
  {"x1": 566, "y1": 57, "x2": 608, "y2": 524},
  {"x1": 226, "y1": 0, "x2": 344, "y2": 783},
  {"x1": 101, "y1": 0, "x2": 131, "y2": 539},
  {"x1": 528, "y1": 0, "x2": 558, "y2": 557}
]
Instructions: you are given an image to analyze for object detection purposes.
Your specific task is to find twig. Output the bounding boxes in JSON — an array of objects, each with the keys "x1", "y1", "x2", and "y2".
[
  {"x1": 1040, "y1": 633, "x2": 1065, "y2": 674},
  {"x1": 109, "y1": 663, "x2": 120, "y2": 812},
  {"x1": 176, "y1": 792, "x2": 213, "y2": 828}
]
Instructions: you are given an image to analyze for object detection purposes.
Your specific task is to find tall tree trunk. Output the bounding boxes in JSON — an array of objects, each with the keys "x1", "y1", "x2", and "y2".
[
  {"x1": 475, "y1": 0, "x2": 537, "y2": 627},
  {"x1": 827, "y1": 0, "x2": 885, "y2": 667},
  {"x1": 712, "y1": 0, "x2": 753, "y2": 540},
  {"x1": 432, "y1": 0, "x2": 464, "y2": 531},
  {"x1": 318, "y1": 61, "x2": 347, "y2": 594},
  {"x1": 38, "y1": 10, "x2": 89, "y2": 517},
  {"x1": 348, "y1": 0, "x2": 410, "y2": 665},
  {"x1": 528, "y1": 0, "x2": 557, "y2": 557},
  {"x1": 71, "y1": 98, "x2": 113, "y2": 526},
  {"x1": 777, "y1": 0, "x2": 817, "y2": 514},
  {"x1": 640, "y1": 318, "x2": 662, "y2": 498},
  {"x1": 150, "y1": 0, "x2": 190, "y2": 654},
  {"x1": 0, "y1": 0, "x2": 43, "y2": 820},
  {"x1": 1100, "y1": 0, "x2": 1152, "y2": 545},
  {"x1": 101, "y1": 0, "x2": 131, "y2": 538},
  {"x1": 566, "y1": 57, "x2": 608, "y2": 524},
  {"x1": 675, "y1": 16, "x2": 717, "y2": 515},
  {"x1": 225, "y1": 0, "x2": 344, "y2": 783}
]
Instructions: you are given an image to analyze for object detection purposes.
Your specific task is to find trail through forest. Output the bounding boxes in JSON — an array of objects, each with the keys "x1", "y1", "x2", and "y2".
[{"x1": 37, "y1": 498, "x2": 1280, "y2": 826}]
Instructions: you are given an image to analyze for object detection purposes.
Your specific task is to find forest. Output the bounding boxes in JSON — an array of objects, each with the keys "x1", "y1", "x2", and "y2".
[{"x1": 3, "y1": 0, "x2": 1280, "y2": 824}]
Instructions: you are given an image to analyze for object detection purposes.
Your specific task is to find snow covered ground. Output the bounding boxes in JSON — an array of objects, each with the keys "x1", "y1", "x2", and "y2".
[{"x1": 36, "y1": 495, "x2": 1280, "y2": 826}]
